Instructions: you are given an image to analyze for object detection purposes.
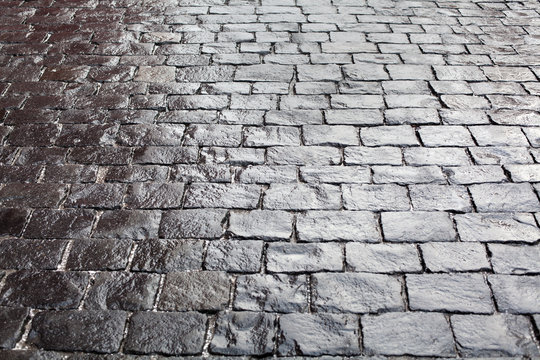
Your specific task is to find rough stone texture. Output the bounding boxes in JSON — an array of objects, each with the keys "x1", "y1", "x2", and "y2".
[
  {"x1": 312, "y1": 273, "x2": 403, "y2": 313},
  {"x1": 1, "y1": 0, "x2": 540, "y2": 356},
  {"x1": 158, "y1": 271, "x2": 230, "y2": 311},
  {"x1": 0, "y1": 307, "x2": 28, "y2": 349},
  {"x1": 124, "y1": 311, "x2": 207, "y2": 356},
  {"x1": 407, "y1": 274, "x2": 494, "y2": 313},
  {"x1": 362, "y1": 312, "x2": 456, "y2": 356},
  {"x1": 28, "y1": 310, "x2": 127, "y2": 353},
  {"x1": 451, "y1": 314, "x2": 540, "y2": 356},
  {"x1": 278, "y1": 313, "x2": 360, "y2": 356},
  {"x1": 210, "y1": 312, "x2": 275, "y2": 356}
]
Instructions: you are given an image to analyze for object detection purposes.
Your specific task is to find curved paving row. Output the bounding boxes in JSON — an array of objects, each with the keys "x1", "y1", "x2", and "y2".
[{"x1": 0, "y1": 0, "x2": 539, "y2": 358}]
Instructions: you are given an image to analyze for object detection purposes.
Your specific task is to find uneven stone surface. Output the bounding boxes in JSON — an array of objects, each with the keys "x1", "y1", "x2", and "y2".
[{"x1": 0, "y1": 0, "x2": 539, "y2": 356}]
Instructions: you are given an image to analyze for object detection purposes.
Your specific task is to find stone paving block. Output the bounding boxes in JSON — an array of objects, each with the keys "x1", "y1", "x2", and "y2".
[
  {"x1": 451, "y1": 314, "x2": 539, "y2": 356},
  {"x1": 28, "y1": 310, "x2": 127, "y2": 354},
  {"x1": 0, "y1": 271, "x2": 89, "y2": 310},
  {"x1": 373, "y1": 165, "x2": 446, "y2": 184},
  {"x1": 0, "y1": 307, "x2": 28, "y2": 349},
  {"x1": 343, "y1": 184, "x2": 410, "y2": 211},
  {"x1": 210, "y1": 312, "x2": 275, "y2": 356},
  {"x1": 488, "y1": 275, "x2": 540, "y2": 314},
  {"x1": 67, "y1": 239, "x2": 132, "y2": 271},
  {"x1": 234, "y1": 274, "x2": 308, "y2": 313},
  {"x1": 228, "y1": 210, "x2": 293, "y2": 240},
  {"x1": 94, "y1": 210, "x2": 161, "y2": 240},
  {"x1": 278, "y1": 313, "x2": 360, "y2": 356},
  {"x1": 266, "y1": 242, "x2": 343, "y2": 273},
  {"x1": 264, "y1": 184, "x2": 341, "y2": 210},
  {"x1": 420, "y1": 242, "x2": 489, "y2": 272},
  {"x1": 159, "y1": 209, "x2": 226, "y2": 239},
  {"x1": 346, "y1": 243, "x2": 421, "y2": 273},
  {"x1": 124, "y1": 311, "x2": 206, "y2": 356},
  {"x1": 0, "y1": 239, "x2": 66, "y2": 270},
  {"x1": 382, "y1": 211, "x2": 456, "y2": 242},
  {"x1": 184, "y1": 183, "x2": 261, "y2": 209},
  {"x1": 299, "y1": 166, "x2": 370, "y2": 184},
  {"x1": 407, "y1": 274, "x2": 494, "y2": 313},
  {"x1": 409, "y1": 184, "x2": 472, "y2": 212},
  {"x1": 489, "y1": 244, "x2": 540, "y2": 274},
  {"x1": 296, "y1": 211, "x2": 380, "y2": 242},
  {"x1": 469, "y1": 183, "x2": 540, "y2": 212},
  {"x1": 312, "y1": 273, "x2": 403, "y2": 313},
  {"x1": 205, "y1": 240, "x2": 263, "y2": 273},
  {"x1": 158, "y1": 271, "x2": 230, "y2": 311},
  {"x1": 362, "y1": 312, "x2": 456, "y2": 356}
]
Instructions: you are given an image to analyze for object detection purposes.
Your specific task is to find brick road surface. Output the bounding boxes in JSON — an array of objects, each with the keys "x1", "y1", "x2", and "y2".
[{"x1": 0, "y1": 0, "x2": 539, "y2": 357}]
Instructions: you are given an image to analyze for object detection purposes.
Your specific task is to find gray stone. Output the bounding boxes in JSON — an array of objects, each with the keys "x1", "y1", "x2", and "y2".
[
  {"x1": 124, "y1": 312, "x2": 206, "y2": 356},
  {"x1": 362, "y1": 312, "x2": 455, "y2": 356},
  {"x1": 28, "y1": 310, "x2": 127, "y2": 353},
  {"x1": 264, "y1": 184, "x2": 341, "y2": 210},
  {"x1": 228, "y1": 210, "x2": 293, "y2": 240},
  {"x1": 234, "y1": 274, "x2": 308, "y2": 313},
  {"x1": 312, "y1": 273, "x2": 403, "y2": 313},
  {"x1": 451, "y1": 314, "x2": 539, "y2": 356},
  {"x1": 159, "y1": 209, "x2": 227, "y2": 239},
  {"x1": 278, "y1": 313, "x2": 360, "y2": 356},
  {"x1": 382, "y1": 212, "x2": 456, "y2": 242},
  {"x1": 266, "y1": 243, "x2": 343, "y2": 273},
  {"x1": 299, "y1": 166, "x2": 370, "y2": 184},
  {"x1": 296, "y1": 211, "x2": 380, "y2": 242},
  {"x1": 455, "y1": 213, "x2": 540, "y2": 243},
  {"x1": 158, "y1": 271, "x2": 229, "y2": 311},
  {"x1": 373, "y1": 166, "x2": 445, "y2": 184},
  {"x1": 420, "y1": 242, "x2": 489, "y2": 272},
  {"x1": 409, "y1": 185, "x2": 472, "y2": 212},
  {"x1": 488, "y1": 275, "x2": 540, "y2": 314},
  {"x1": 94, "y1": 210, "x2": 161, "y2": 240},
  {"x1": 470, "y1": 183, "x2": 540, "y2": 212},
  {"x1": 302, "y1": 125, "x2": 359, "y2": 146},
  {"x1": 184, "y1": 183, "x2": 261, "y2": 209},
  {"x1": 131, "y1": 239, "x2": 203, "y2": 273},
  {"x1": 235, "y1": 65, "x2": 294, "y2": 82},
  {"x1": 343, "y1": 184, "x2": 410, "y2": 211},
  {"x1": 489, "y1": 244, "x2": 540, "y2": 274},
  {"x1": 205, "y1": 240, "x2": 263, "y2": 273},
  {"x1": 407, "y1": 274, "x2": 494, "y2": 313},
  {"x1": 346, "y1": 243, "x2": 421, "y2": 273},
  {"x1": 210, "y1": 312, "x2": 275, "y2": 356}
]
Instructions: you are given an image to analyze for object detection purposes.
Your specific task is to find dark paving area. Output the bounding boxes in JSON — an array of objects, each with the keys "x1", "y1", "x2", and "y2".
[{"x1": 0, "y1": 0, "x2": 540, "y2": 358}]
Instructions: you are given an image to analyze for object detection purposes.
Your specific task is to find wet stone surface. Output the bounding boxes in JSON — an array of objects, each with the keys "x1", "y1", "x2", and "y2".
[{"x1": 0, "y1": 0, "x2": 539, "y2": 356}]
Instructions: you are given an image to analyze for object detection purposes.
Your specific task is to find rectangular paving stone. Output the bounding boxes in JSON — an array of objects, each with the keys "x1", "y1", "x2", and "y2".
[
  {"x1": 266, "y1": 242, "x2": 343, "y2": 273},
  {"x1": 343, "y1": 184, "x2": 410, "y2": 211},
  {"x1": 456, "y1": 213, "x2": 540, "y2": 243},
  {"x1": 234, "y1": 274, "x2": 308, "y2": 313},
  {"x1": 346, "y1": 243, "x2": 422, "y2": 273},
  {"x1": 312, "y1": 273, "x2": 403, "y2": 313},
  {"x1": 0, "y1": 239, "x2": 66, "y2": 270},
  {"x1": 94, "y1": 210, "x2": 161, "y2": 240},
  {"x1": 451, "y1": 314, "x2": 539, "y2": 356},
  {"x1": 0, "y1": 307, "x2": 28, "y2": 349},
  {"x1": 469, "y1": 183, "x2": 540, "y2": 212},
  {"x1": 489, "y1": 244, "x2": 540, "y2": 274},
  {"x1": 382, "y1": 211, "x2": 456, "y2": 242},
  {"x1": 125, "y1": 311, "x2": 206, "y2": 356},
  {"x1": 409, "y1": 184, "x2": 472, "y2": 212},
  {"x1": 488, "y1": 275, "x2": 540, "y2": 314},
  {"x1": 159, "y1": 209, "x2": 226, "y2": 239},
  {"x1": 407, "y1": 274, "x2": 494, "y2": 313},
  {"x1": 264, "y1": 184, "x2": 341, "y2": 210},
  {"x1": 28, "y1": 310, "x2": 127, "y2": 354},
  {"x1": 296, "y1": 211, "x2": 380, "y2": 242},
  {"x1": 184, "y1": 183, "x2": 261, "y2": 209},
  {"x1": 278, "y1": 313, "x2": 360, "y2": 356},
  {"x1": 362, "y1": 312, "x2": 456, "y2": 356},
  {"x1": 420, "y1": 242, "x2": 489, "y2": 272}
]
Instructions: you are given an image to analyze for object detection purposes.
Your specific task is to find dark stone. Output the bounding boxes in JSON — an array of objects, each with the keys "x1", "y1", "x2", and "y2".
[
  {"x1": 28, "y1": 310, "x2": 127, "y2": 353},
  {"x1": 94, "y1": 210, "x2": 161, "y2": 240},
  {"x1": 55, "y1": 124, "x2": 118, "y2": 147},
  {"x1": 0, "y1": 208, "x2": 29, "y2": 236},
  {"x1": 64, "y1": 184, "x2": 125, "y2": 208},
  {"x1": 41, "y1": 165, "x2": 98, "y2": 183},
  {"x1": 124, "y1": 311, "x2": 206, "y2": 355},
  {"x1": 66, "y1": 239, "x2": 132, "y2": 271},
  {"x1": 158, "y1": 271, "x2": 230, "y2": 311},
  {"x1": 277, "y1": 313, "x2": 360, "y2": 356},
  {"x1": 159, "y1": 209, "x2": 226, "y2": 239},
  {"x1": 210, "y1": 312, "x2": 275, "y2": 356},
  {"x1": 0, "y1": 270, "x2": 89, "y2": 310},
  {"x1": 84, "y1": 272, "x2": 160, "y2": 311},
  {"x1": 124, "y1": 183, "x2": 184, "y2": 209},
  {"x1": 0, "y1": 239, "x2": 67, "y2": 270},
  {"x1": 0, "y1": 307, "x2": 29, "y2": 349},
  {"x1": 131, "y1": 239, "x2": 203, "y2": 273},
  {"x1": 0, "y1": 183, "x2": 67, "y2": 208},
  {"x1": 24, "y1": 209, "x2": 95, "y2": 239},
  {"x1": 204, "y1": 240, "x2": 263, "y2": 273}
]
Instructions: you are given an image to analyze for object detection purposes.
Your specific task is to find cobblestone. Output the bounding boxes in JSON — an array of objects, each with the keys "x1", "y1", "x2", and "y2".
[{"x1": 1, "y1": 0, "x2": 539, "y2": 356}]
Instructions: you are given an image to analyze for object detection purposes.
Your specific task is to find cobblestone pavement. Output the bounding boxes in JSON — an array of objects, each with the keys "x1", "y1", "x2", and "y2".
[{"x1": 0, "y1": 0, "x2": 540, "y2": 358}]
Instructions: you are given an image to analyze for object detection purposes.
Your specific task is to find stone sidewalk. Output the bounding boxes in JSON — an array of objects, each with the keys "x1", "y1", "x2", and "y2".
[{"x1": 0, "y1": 0, "x2": 539, "y2": 358}]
